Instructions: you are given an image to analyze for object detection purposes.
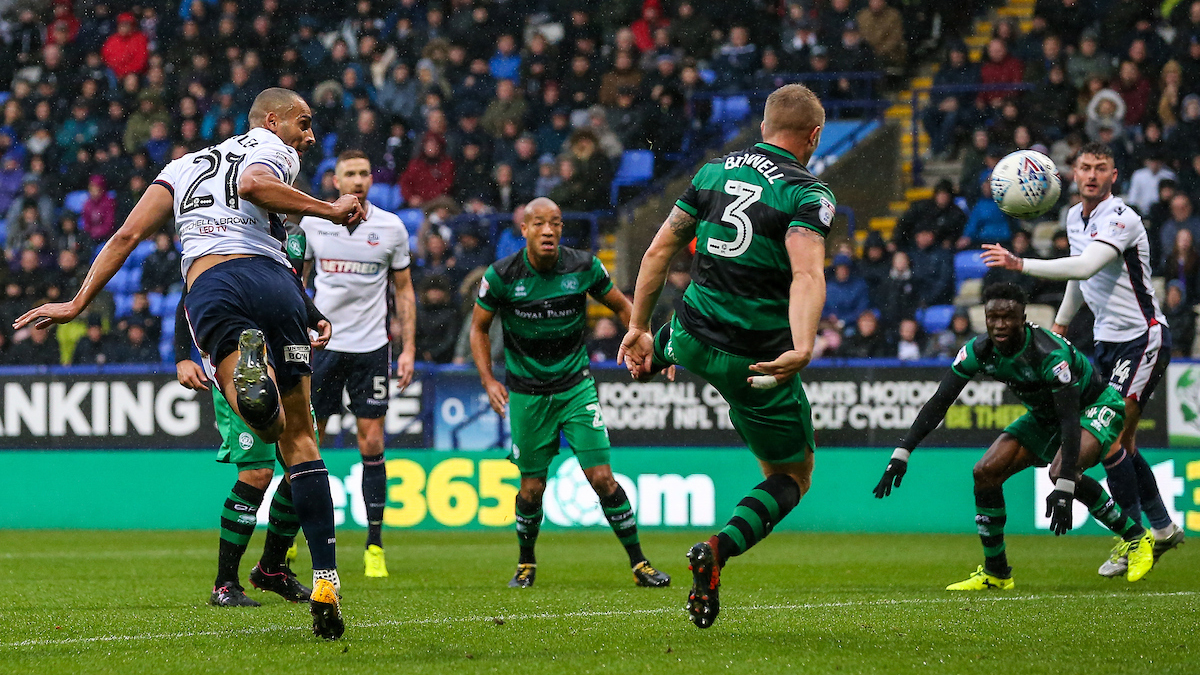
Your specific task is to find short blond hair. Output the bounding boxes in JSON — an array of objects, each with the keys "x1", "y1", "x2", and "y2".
[{"x1": 762, "y1": 84, "x2": 825, "y2": 137}]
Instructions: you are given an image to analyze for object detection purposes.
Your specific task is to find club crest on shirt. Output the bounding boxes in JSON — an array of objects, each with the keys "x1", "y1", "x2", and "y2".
[
  {"x1": 367, "y1": 232, "x2": 380, "y2": 246},
  {"x1": 562, "y1": 277, "x2": 579, "y2": 291},
  {"x1": 1087, "y1": 221, "x2": 1098, "y2": 237}
]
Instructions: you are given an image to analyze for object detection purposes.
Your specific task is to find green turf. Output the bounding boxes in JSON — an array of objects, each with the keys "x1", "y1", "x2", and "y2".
[{"x1": 0, "y1": 529, "x2": 1195, "y2": 674}]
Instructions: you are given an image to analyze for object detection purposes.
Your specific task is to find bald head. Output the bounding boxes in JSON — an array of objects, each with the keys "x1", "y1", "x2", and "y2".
[
  {"x1": 249, "y1": 87, "x2": 304, "y2": 128},
  {"x1": 524, "y1": 197, "x2": 561, "y2": 221}
]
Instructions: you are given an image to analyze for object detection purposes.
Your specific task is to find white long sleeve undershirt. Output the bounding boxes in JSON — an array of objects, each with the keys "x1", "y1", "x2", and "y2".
[{"x1": 1020, "y1": 242, "x2": 1119, "y2": 280}]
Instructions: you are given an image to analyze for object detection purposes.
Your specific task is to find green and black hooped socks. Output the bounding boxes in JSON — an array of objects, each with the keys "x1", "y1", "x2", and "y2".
[
  {"x1": 216, "y1": 480, "x2": 266, "y2": 587},
  {"x1": 1075, "y1": 475, "x2": 1146, "y2": 542},
  {"x1": 714, "y1": 474, "x2": 802, "y2": 565},
  {"x1": 259, "y1": 478, "x2": 301, "y2": 573},
  {"x1": 515, "y1": 494, "x2": 543, "y2": 565},
  {"x1": 975, "y1": 487, "x2": 1010, "y2": 578},
  {"x1": 600, "y1": 485, "x2": 646, "y2": 566}
]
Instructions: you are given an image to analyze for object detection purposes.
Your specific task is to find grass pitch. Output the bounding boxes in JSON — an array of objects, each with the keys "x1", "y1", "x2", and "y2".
[{"x1": 0, "y1": 529, "x2": 1196, "y2": 675}]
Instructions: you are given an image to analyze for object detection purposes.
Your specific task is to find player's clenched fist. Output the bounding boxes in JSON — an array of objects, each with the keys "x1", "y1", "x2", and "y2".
[{"x1": 328, "y1": 194, "x2": 366, "y2": 226}]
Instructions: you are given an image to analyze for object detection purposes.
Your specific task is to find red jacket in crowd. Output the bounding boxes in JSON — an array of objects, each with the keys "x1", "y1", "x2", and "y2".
[
  {"x1": 399, "y1": 135, "x2": 455, "y2": 206},
  {"x1": 101, "y1": 13, "x2": 149, "y2": 79}
]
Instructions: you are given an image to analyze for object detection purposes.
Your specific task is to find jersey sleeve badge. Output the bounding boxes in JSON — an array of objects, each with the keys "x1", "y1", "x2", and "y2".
[
  {"x1": 818, "y1": 197, "x2": 834, "y2": 227},
  {"x1": 953, "y1": 345, "x2": 968, "y2": 366},
  {"x1": 478, "y1": 277, "x2": 490, "y2": 298},
  {"x1": 1052, "y1": 360, "x2": 1072, "y2": 384}
]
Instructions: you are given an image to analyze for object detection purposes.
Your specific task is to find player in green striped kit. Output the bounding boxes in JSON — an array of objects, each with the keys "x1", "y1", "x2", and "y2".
[
  {"x1": 619, "y1": 84, "x2": 833, "y2": 628},
  {"x1": 470, "y1": 197, "x2": 670, "y2": 590},
  {"x1": 874, "y1": 283, "x2": 1155, "y2": 588}
]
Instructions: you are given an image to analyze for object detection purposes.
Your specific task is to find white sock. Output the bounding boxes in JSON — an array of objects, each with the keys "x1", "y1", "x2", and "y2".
[
  {"x1": 1152, "y1": 524, "x2": 1178, "y2": 540},
  {"x1": 313, "y1": 568, "x2": 341, "y2": 593}
]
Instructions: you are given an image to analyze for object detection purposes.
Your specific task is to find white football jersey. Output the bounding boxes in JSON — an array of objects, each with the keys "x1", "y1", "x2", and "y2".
[
  {"x1": 153, "y1": 127, "x2": 301, "y2": 277},
  {"x1": 1064, "y1": 194, "x2": 1166, "y2": 342},
  {"x1": 301, "y1": 201, "x2": 411, "y2": 353}
]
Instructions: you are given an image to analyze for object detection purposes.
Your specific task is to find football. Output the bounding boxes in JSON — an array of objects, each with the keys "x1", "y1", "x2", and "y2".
[{"x1": 989, "y1": 149, "x2": 1063, "y2": 219}]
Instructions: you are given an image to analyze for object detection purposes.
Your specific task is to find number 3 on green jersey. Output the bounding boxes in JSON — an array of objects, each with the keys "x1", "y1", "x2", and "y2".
[{"x1": 708, "y1": 180, "x2": 762, "y2": 259}]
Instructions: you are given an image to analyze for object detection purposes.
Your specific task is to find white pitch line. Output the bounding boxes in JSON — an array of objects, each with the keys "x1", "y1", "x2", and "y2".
[{"x1": 4, "y1": 590, "x2": 1196, "y2": 649}]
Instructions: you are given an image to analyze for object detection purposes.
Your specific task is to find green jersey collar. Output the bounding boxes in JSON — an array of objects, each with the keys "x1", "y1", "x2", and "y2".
[
  {"x1": 755, "y1": 142, "x2": 797, "y2": 162},
  {"x1": 521, "y1": 247, "x2": 561, "y2": 276}
]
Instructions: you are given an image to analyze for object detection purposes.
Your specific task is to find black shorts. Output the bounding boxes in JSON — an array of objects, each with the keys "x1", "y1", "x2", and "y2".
[
  {"x1": 185, "y1": 256, "x2": 312, "y2": 393},
  {"x1": 1094, "y1": 323, "x2": 1170, "y2": 405},
  {"x1": 311, "y1": 345, "x2": 391, "y2": 419}
]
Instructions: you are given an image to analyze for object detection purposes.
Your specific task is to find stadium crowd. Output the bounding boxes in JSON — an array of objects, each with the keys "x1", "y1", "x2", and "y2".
[
  {"x1": 814, "y1": 0, "x2": 1200, "y2": 361},
  {"x1": 0, "y1": 0, "x2": 922, "y2": 367}
]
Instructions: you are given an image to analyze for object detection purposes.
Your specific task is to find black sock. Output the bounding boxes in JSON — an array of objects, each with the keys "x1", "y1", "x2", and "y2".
[
  {"x1": 1076, "y1": 474, "x2": 1145, "y2": 541},
  {"x1": 975, "y1": 487, "x2": 1009, "y2": 576},
  {"x1": 361, "y1": 453, "x2": 386, "y2": 548},
  {"x1": 260, "y1": 479, "x2": 300, "y2": 573},
  {"x1": 1130, "y1": 451, "x2": 1173, "y2": 530},
  {"x1": 599, "y1": 485, "x2": 644, "y2": 565},
  {"x1": 715, "y1": 474, "x2": 801, "y2": 564},
  {"x1": 1102, "y1": 447, "x2": 1142, "y2": 527},
  {"x1": 216, "y1": 480, "x2": 265, "y2": 586},
  {"x1": 515, "y1": 494, "x2": 542, "y2": 565},
  {"x1": 290, "y1": 460, "x2": 337, "y2": 571}
]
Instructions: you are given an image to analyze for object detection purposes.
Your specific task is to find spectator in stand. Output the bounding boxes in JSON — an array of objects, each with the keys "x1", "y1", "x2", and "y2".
[
  {"x1": 563, "y1": 129, "x2": 613, "y2": 211},
  {"x1": 9, "y1": 326, "x2": 61, "y2": 366},
  {"x1": 72, "y1": 315, "x2": 116, "y2": 365},
  {"x1": 1146, "y1": 179, "x2": 1180, "y2": 256},
  {"x1": 823, "y1": 254, "x2": 873, "y2": 326},
  {"x1": 141, "y1": 232, "x2": 181, "y2": 293},
  {"x1": 117, "y1": 291, "x2": 161, "y2": 344},
  {"x1": 859, "y1": 231, "x2": 891, "y2": 305},
  {"x1": 6, "y1": 176, "x2": 56, "y2": 240},
  {"x1": 495, "y1": 204, "x2": 526, "y2": 261},
  {"x1": 1164, "y1": 280, "x2": 1196, "y2": 357},
  {"x1": 1027, "y1": 65, "x2": 1076, "y2": 141},
  {"x1": 481, "y1": 79, "x2": 526, "y2": 138},
  {"x1": 12, "y1": 249, "x2": 52, "y2": 300},
  {"x1": 1085, "y1": 89, "x2": 1127, "y2": 143},
  {"x1": 80, "y1": 176, "x2": 116, "y2": 242},
  {"x1": 909, "y1": 227, "x2": 956, "y2": 307},
  {"x1": 856, "y1": 0, "x2": 906, "y2": 68},
  {"x1": 812, "y1": 317, "x2": 844, "y2": 359},
  {"x1": 1113, "y1": 61, "x2": 1152, "y2": 128},
  {"x1": 587, "y1": 316, "x2": 623, "y2": 363},
  {"x1": 894, "y1": 179, "x2": 967, "y2": 251},
  {"x1": 400, "y1": 134, "x2": 455, "y2": 208},
  {"x1": 895, "y1": 318, "x2": 924, "y2": 361},
  {"x1": 0, "y1": 153, "x2": 23, "y2": 217},
  {"x1": 415, "y1": 275, "x2": 460, "y2": 363},
  {"x1": 101, "y1": 12, "x2": 149, "y2": 79},
  {"x1": 535, "y1": 155, "x2": 561, "y2": 198},
  {"x1": 630, "y1": 1, "x2": 670, "y2": 54},
  {"x1": 713, "y1": 26, "x2": 757, "y2": 91},
  {"x1": 1126, "y1": 152, "x2": 1177, "y2": 215},
  {"x1": 923, "y1": 45, "x2": 980, "y2": 159},
  {"x1": 111, "y1": 321, "x2": 159, "y2": 363},
  {"x1": 452, "y1": 220, "x2": 492, "y2": 274},
  {"x1": 831, "y1": 22, "x2": 877, "y2": 102},
  {"x1": 1023, "y1": 33, "x2": 1064, "y2": 84},
  {"x1": 1160, "y1": 228, "x2": 1200, "y2": 302},
  {"x1": 959, "y1": 173, "x2": 1016, "y2": 249},
  {"x1": 50, "y1": 249, "x2": 85, "y2": 302},
  {"x1": 492, "y1": 163, "x2": 517, "y2": 212},
  {"x1": 1159, "y1": 194, "x2": 1200, "y2": 261},
  {"x1": 925, "y1": 308, "x2": 976, "y2": 359},
  {"x1": 978, "y1": 39, "x2": 1024, "y2": 107},
  {"x1": 821, "y1": 0, "x2": 857, "y2": 45},
  {"x1": 841, "y1": 309, "x2": 889, "y2": 358},
  {"x1": 608, "y1": 87, "x2": 649, "y2": 151},
  {"x1": 877, "y1": 250, "x2": 920, "y2": 329},
  {"x1": 414, "y1": 231, "x2": 463, "y2": 290},
  {"x1": 599, "y1": 51, "x2": 644, "y2": 107},
  {"x1": 124, "y1": 91, "x2": 170, "y2": 154}
]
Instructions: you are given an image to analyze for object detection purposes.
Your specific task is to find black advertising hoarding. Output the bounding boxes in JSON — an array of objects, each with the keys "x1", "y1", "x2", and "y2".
[
  {"x1": 591, "y1": 364, "x2": 1167, "y2": 449},
  {"x1": 0, "y1": 370, "x2": 426, "y2": 449}
]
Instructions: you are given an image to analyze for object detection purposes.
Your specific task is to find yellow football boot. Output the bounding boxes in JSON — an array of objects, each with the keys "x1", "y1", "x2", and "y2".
[
  {"x1": 364, "y1": 545, "x2": 388, "y2": 578},
  {"x1": 1125, "y1": 530, "x2": 1154, "y2": 582},
  {"x1": 946, "y1": 565, "x2": 1014, "y2": 591}
]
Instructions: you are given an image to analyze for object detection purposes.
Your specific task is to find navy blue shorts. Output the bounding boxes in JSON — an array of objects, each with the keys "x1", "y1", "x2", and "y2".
[
  {"x1": 1094, "y1": 323, "x2": 1170, "y2": 405},
  {"x1": 185, "y1": 256, "x2": 312, "y2": 393},
  {"x1": 311, "y1": 345, "x2": 391, "y2": 419}
]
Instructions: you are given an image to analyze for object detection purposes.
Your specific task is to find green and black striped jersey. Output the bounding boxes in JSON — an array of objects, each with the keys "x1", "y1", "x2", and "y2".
[
  {"x1": 477, "y1": 247, "x2": 614, "y2": 395},
  {"x1": 951, "y1": 324, "x2": 1107, "y2": 424},
  {"x1": 675, "y1": 141, "x2": 835, "y2": 359}
]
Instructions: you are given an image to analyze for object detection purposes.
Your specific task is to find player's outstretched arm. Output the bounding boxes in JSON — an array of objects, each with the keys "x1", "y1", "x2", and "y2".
[
  {"x1": 1046, "y1": 385, "x2": 1083, "y2": 535},
  {"x1": 392, "y1": 268, "x2": 417, "y2": 390},
  {"x1": 747, "y1": 226, "x2": 825, "y2": 389},
  {"x1": 874, "y1": 369, "x2": 969, "y2": 498},
  {"x1": 620, "y1": 206, "x2": 696, "y2": 377},
  {"x1": 14, "y1": 184, "x2": 174, "y2": 330},
  {"x1": 981, "y1": 241, "x2": 1117, "y2": 280},
  {"x1": 470, "y1": 303, "x2": 508, "y2": 417},
  {"x1": 1051, "y1": 280, "x2": 1084, "y2": 335},
  {"x1": 238, "y1": 164, "x2": 365, "y2": 226}
]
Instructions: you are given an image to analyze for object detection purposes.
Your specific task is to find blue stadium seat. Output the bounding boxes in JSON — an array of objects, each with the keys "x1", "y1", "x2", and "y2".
[
  {"x1": 115, "y1": 267, "x2": 142, "y2": 293},
  {"x1": 63, "y1": 190, "x2": 89, "y2": 214},
  {"x1": 610, "y1": 150, "x2": 655, "y2": 205},
  {"x1": 159, "y1": 341, "x2": 174, "y2": 363},
  {"x1": 114, "y1": 292, "x2": 135, "y2": 318},
  {"x1": 917, "y1": 304, "x2": 956, "y2": 335},
  {"x1": 163, "y1": 291, "x2": 183, "y2": 318},
  {"x1": 698, "y1": 68, "x2": 716, "y2": 85},
  {"x1": 954, "y1": 250, "x2": 988, "y2": 290},
  {"x1": 128, "y1": 239, "x2": 155, "y2": 267},
  {"x1": 0, "y1": 220, "x2": 6, "y2": 247},
  {"x1": 716, "y1": 96, "x2": 751, "y2": 125},
  {"x1": 397, "y1": 208, "x2": 423, "y2": 234},
  {"x1": 147, "y1": 291, "x2": 165, "y2": 315},
  {"x1": 310, "y1": 157, "x2": 338, "y2": 193},
  {"x1": 322, "y1": 132, "x2": 338, "y2": 159},
  {"x1": 368, "y1": 183, "x2": 403, "y2": 212}
]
